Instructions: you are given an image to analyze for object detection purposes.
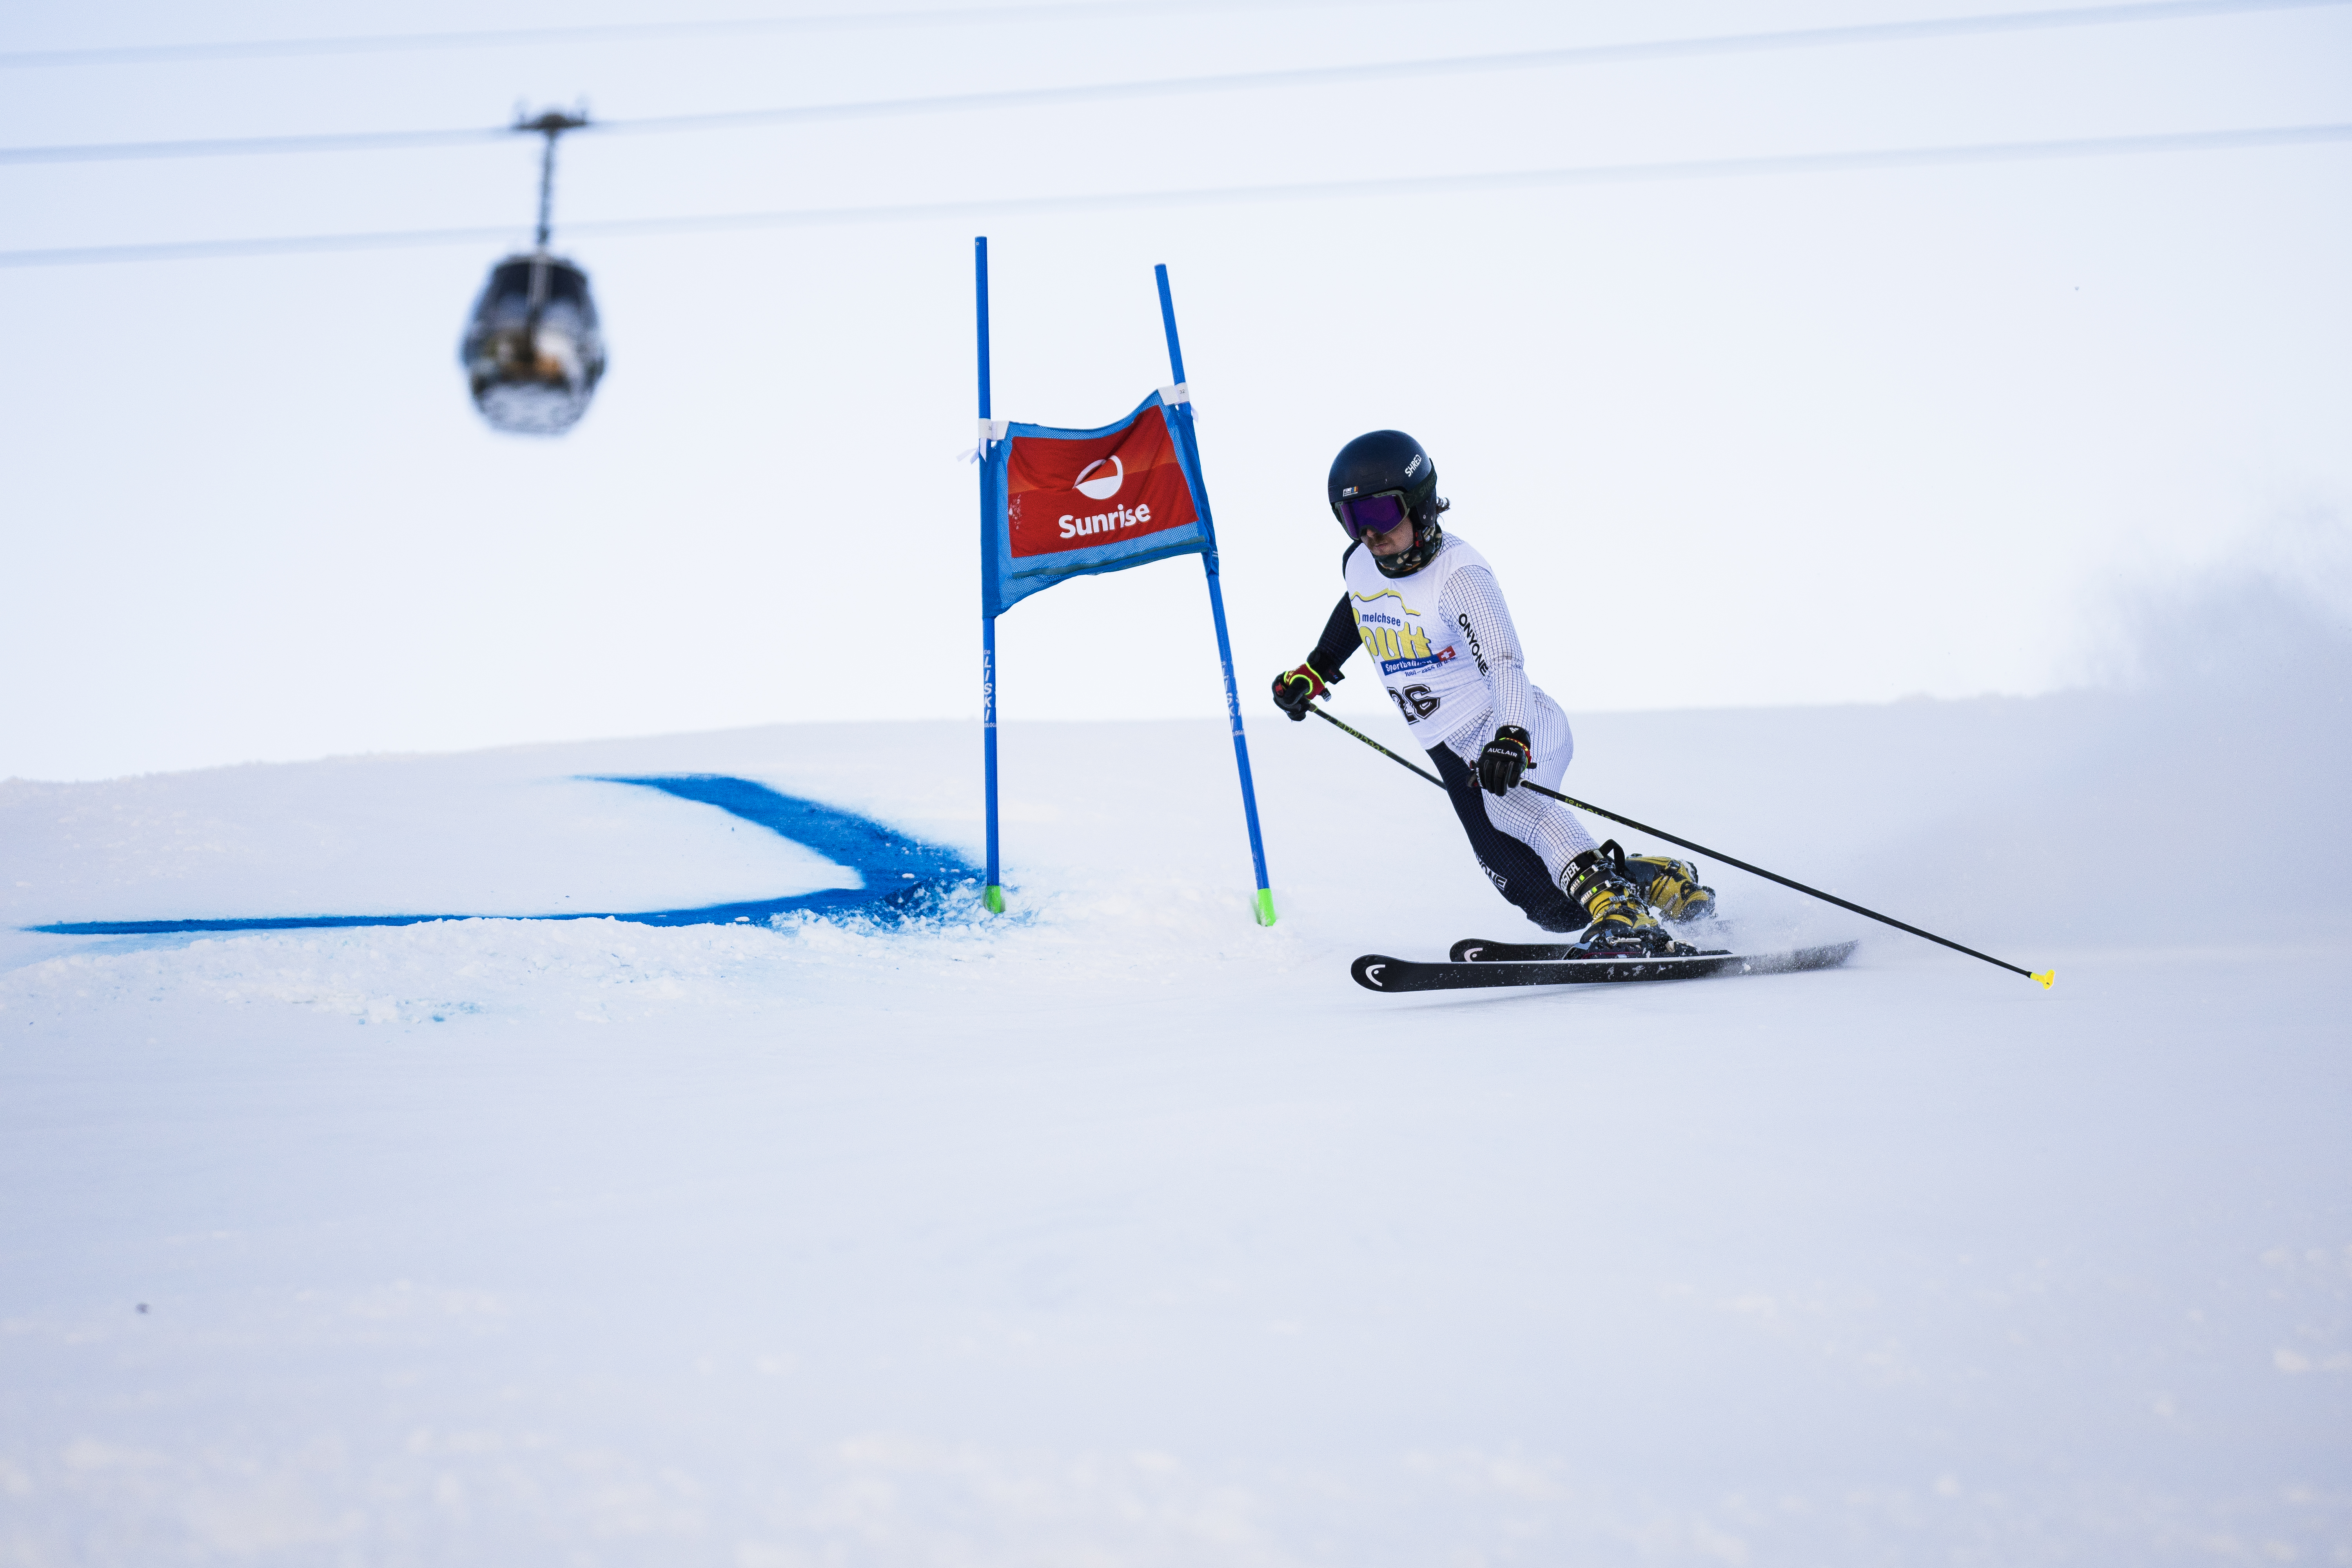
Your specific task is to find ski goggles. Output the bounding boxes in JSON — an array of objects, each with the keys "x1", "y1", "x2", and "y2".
[{"x1": 1335, "y1": 489, "x2": 1411, "y2": 540}]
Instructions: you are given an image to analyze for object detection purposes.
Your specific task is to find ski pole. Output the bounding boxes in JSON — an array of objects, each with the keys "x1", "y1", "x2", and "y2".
[
  {"x1": 1305, "y1": 702, "x2": 2053, "y2": 989},
  {"x1": 1304, "y1": 700, "x2": 1445, "y2": 787}
]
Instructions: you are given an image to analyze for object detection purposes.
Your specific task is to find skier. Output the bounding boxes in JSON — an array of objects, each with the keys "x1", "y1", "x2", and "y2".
[{"x1": 1270, "y1": 430, "x2": 1715, "y2": 952}]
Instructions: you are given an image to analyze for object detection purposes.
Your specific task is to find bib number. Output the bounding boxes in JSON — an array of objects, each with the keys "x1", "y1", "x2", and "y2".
[{"x1": 1388, "y1": 684, "x2": 1440, "y2": 723}]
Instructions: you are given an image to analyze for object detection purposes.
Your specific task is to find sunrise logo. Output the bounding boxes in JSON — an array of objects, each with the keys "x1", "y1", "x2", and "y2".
[{"x1": 1074, "y1": 455, "x2": 1125, "y2": 501}]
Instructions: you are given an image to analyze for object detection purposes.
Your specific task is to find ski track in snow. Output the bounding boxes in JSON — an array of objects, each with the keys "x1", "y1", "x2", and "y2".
[{"x1": 2, "y1": 615, "x2": 2348, "y2": 1565}]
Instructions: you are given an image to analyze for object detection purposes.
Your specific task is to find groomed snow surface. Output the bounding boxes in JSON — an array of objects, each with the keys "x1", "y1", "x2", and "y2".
[{"x1": 4, "y1": 601, "x2": 2348, "y2": 1566}]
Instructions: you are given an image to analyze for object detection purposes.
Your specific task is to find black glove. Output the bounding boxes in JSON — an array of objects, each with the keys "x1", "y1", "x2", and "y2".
[
  {"x1": 1271, "y1": 662, "x2": 1328, "y2": 722},
  {"x1": 1478, "y1": 725, "x2": 1533, "y2": 796}
]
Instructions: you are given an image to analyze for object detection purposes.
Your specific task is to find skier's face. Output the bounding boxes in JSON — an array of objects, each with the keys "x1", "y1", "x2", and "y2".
[{"x1": 1364, "y1": 514, "x2": 1417, "y2": 557}]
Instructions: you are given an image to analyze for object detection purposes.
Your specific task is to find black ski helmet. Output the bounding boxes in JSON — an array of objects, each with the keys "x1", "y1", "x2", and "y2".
[{"x1": 1328, "y1": 428, "x2": 1446, "y2": 577}]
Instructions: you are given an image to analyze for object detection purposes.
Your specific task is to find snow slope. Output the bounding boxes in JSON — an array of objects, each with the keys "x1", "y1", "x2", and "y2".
[{"x1": 2, "y1": 600, "x2": 2347, "y2": 1566}]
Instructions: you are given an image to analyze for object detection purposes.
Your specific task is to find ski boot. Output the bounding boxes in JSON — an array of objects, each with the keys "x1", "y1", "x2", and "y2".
[
  {"x1": 1563, "y1": 848, "x2": 1693, "y2": 956},
  {"x1": 1598, "y1": 839, "x2": 1717, "y2": 923}
]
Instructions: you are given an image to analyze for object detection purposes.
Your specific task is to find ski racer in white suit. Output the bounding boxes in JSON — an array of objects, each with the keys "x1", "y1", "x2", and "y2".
[{"x1": 1270, "y1": 430, "x2": 1716, "y2": 951}]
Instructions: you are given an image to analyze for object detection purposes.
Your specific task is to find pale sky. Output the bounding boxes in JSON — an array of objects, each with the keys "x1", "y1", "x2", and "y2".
[{"x1": 3, "y1": 0, "x2": 2347, "y2": 780}]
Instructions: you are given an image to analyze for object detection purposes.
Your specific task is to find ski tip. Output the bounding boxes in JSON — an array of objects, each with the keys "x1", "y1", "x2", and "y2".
[{"x1": 2032, "y1": 968, "x2": 2056, "y2": 990}]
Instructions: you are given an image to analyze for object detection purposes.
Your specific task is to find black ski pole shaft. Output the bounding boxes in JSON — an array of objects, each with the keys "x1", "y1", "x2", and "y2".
[
  {"x1": 1305, "y1": 701, "x2": 1444, "y2": 786},
  {"x1": 1305, "y1": 702, "x2": 2052, "y2": 988},
  {"x1": 1517, "y1": 777, "x2": 2050, "y2": 987}
]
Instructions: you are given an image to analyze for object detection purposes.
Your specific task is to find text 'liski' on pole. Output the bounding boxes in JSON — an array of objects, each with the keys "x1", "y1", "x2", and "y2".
[{"x1": 460, "y1": 107, "x2": 607, "y2": 436}]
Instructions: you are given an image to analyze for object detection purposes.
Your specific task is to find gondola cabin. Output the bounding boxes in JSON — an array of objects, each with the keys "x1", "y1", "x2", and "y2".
[{"x1": 460, "y1": 251, "x2": 606, "y2": 436}]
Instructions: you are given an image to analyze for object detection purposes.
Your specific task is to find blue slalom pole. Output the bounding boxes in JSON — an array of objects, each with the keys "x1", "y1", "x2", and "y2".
[
  {"x1": 1154, "y1": 262, "x2": 1276, "y2": 927},
  {"x1": 977, "y1": 237, "x2": 1004, "y2": 914}
]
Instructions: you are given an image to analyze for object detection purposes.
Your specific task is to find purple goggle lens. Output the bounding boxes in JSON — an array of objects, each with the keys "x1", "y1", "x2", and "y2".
[{"x1": 1337, "y1": 492, "x2": 1408, "y2": 538}]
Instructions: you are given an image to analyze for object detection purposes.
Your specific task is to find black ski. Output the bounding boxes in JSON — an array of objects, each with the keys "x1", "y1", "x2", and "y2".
[
  {"x1": 1352, "y1": 940, "x2": 1857, "y2": 994},
  {"x1": 1452, "y1": 935, "x2": 1704, "y2": 962}
]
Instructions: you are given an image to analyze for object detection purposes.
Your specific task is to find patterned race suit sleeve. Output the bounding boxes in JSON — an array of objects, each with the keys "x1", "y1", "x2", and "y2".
[
  {"x1": 1434, "y1": 563, "x2": 1531, "y2": 736},
  {"x1": 1305, "y1": 594, "x2": 1358, "y2": 686}
]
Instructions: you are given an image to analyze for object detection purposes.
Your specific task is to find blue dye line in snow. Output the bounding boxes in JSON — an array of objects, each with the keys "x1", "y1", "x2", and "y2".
[{"x1": 28, "y1": 775, "x2": 978, "y2": 936}]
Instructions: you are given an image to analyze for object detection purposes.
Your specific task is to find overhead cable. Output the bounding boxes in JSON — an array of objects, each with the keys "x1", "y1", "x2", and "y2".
[
  {"x1": 3, "y1": 0, "x2": 2345, "y2": 165},
  {"x1": 0, "y1": 126, "x2": 515, "y2": 163},
  {"x1": 4, "y1": 120, "x2": 2343, "y2": 269},
  {"x1": 1, "y1": 0, "x2": 1363, "y2": 69}
]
